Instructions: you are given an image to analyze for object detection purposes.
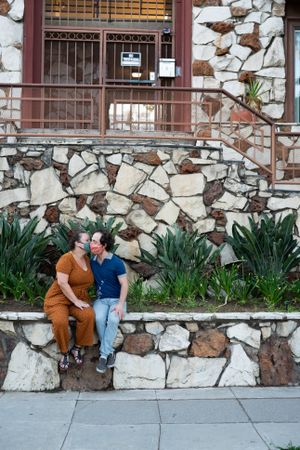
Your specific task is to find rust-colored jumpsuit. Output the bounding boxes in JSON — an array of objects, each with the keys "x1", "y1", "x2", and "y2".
[{"x1": 44, "y1": 252, "x2": 95, "y2": 353}]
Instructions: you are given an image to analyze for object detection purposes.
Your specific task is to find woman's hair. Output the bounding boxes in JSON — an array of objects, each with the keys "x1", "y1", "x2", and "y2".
[
  {"x1": 96, "y1": 228, "x2": 115, "y2": 252},
  {"x1": 68, "y1": 229, "x2": 86, "y2": 250}
]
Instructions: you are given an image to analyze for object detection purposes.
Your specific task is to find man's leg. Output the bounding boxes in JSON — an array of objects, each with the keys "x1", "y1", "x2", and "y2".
[
  {"x1": 93, "y1": 298, "x2": 109, "y2": 357},
  {"x1": 103, "y1": 301, "x2": 121, "y2": 358}
]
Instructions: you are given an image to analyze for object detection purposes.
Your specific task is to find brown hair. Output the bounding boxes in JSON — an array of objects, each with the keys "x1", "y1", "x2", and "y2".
[{"x1": 68, "y1": 229, "x2": 86, "y2": 250}]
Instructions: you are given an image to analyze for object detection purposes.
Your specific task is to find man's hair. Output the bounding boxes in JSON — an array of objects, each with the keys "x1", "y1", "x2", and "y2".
[{"x1": 96, "y1": 228, "x2": 115, "y2": 252}]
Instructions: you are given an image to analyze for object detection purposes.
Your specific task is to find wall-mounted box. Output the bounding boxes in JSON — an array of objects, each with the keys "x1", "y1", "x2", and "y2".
[{"x1": 158, "y1": 58, "x2": 176, "y2": 78}]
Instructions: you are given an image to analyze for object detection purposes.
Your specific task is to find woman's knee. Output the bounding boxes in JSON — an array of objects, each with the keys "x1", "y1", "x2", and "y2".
[
  {"x1": 82, "y1": 307, "x2": 95, "y2": 322},
  {"x1": 52, "y1": 315, "x2": 69, "y2": 331}
]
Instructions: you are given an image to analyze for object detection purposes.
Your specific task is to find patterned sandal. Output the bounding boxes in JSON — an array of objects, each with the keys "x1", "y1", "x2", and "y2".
[
  {"x1": 70, "y1": 345, "x2": 83, "y2": 365},
  {"x1": 58, "y1": 353, "x2": 69, "y2": 372}
]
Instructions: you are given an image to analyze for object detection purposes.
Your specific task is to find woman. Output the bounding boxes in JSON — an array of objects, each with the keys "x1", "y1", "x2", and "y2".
[{"x1": 44, "y1": 230, "x2": 95, "y2": 371}]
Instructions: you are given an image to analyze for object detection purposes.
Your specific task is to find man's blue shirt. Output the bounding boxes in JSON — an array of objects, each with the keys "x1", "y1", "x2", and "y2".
[{"x1": 91, "y1": 253, "x2": 126, "y2": 299}]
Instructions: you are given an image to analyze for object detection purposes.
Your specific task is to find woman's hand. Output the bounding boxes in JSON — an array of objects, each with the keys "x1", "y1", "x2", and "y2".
[{"x1": 73, "y1": 299, "x2": 91, "y2": 310}]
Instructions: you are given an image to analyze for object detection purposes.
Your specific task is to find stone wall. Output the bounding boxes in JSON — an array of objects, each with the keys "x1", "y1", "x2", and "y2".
[
  {"x1": 1, "y1": 142, "x2": 300, "y2": 275},
  {"x1": 1, "y1": 312, "x2": 300, "y2": 391},
  {"x1": 192, "y1": 0, "x2": 286, "y2": 120}
]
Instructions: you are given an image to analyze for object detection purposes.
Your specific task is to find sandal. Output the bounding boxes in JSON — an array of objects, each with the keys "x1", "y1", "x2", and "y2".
[
  {"x1": 59, "y1": 353, "x2": 69, "y2": 372},
  {"x1": 70, "y1": 345, "x2": 83, "y2": 365}
]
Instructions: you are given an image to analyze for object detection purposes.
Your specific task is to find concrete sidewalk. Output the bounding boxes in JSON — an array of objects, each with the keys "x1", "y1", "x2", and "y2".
[{"x1": 1, "y1": 387, "x2": 300, "y2": 450}]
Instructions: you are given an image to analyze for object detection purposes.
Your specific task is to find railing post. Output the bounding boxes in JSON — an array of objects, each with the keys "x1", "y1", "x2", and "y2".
[{"x1": 271, "y1": 123, "x2": 276, "y2": 188}]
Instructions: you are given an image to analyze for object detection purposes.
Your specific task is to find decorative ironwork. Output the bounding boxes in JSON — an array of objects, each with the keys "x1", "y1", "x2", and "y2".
[
  {"x1": 44, "y1": 31, "x2": 101, "y2": 41},
  {"x1": 106, "y1": 33, "x2": 156, "y2": 43}
]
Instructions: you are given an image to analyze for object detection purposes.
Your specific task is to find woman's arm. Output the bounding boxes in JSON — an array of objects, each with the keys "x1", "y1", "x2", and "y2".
[{"x1": 57, "y1": 272, "x2": 90, "y2": 310}]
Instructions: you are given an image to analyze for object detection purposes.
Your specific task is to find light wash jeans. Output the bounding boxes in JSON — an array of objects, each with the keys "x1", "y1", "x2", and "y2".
[{"x1": 93, "y1": 298, "x2": 125, "y2": 358}]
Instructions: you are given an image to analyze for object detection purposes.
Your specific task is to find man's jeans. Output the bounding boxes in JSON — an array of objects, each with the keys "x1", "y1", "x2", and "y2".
[{"x1": 93, "y1": 298, "x2": 124, "y2": 358}]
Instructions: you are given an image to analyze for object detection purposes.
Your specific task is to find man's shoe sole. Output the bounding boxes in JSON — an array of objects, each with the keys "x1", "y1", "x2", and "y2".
[
  {"x1": 106, "y1": 363, "x2": 115, "y2": 369},
  {"x1": 96, "y1": 367, "x2": 107, "y2": 373}
]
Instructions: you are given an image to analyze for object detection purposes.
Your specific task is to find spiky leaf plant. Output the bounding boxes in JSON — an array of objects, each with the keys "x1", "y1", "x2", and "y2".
[
  {"x1": 226, "y1": 214, "x2": 300, "y2": 277},
  {"x1": 140, "y1": 225, "x2": 221, "y2": 288},
  {"x1": 0, "y1": 213, "x2": 50, "y2": 302}
]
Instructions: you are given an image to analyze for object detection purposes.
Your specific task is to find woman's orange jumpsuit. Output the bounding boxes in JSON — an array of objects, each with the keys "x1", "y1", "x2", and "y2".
[{"x1": 44, "y1": 252, "x2": 95, "y2": 353}]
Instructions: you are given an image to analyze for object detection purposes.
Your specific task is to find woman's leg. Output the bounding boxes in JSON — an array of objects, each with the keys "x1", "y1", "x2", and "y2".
[
  {"x1": 45, "y1": 303, "x2": 70, "y2": 354},
  {"x1": 69, "y1": 305, "x2": 95, "y2": 347}
]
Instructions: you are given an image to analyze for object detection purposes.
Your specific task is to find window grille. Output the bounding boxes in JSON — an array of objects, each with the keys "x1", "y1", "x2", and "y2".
[{"x1": 45, "y1": 0, "x2": 173, "y2": 25}]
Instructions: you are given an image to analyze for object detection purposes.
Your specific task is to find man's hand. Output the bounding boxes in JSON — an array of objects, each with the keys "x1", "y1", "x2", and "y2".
[
  {"x1": 113, "y1": 303, "x2": 124, "y2": 319},
  {"x1": 74, "y1": 299, "x2": 91, "y2": 310}
]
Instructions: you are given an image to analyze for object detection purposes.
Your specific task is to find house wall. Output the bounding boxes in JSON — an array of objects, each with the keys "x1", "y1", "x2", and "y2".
[
  {"x1": 0, "y1": 0, "x2": 23, "y2": 83},
  {"x1": 0, "y1": 1, "x2": 287, "y2": 120},
  {"x1": 192, "y1": 0, "x2": 286, "y2": 120}
]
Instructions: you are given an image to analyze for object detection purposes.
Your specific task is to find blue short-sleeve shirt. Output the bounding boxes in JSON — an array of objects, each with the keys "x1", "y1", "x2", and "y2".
[{"x1": 91, "y1": 253, "x2": 126, "y2": 299}]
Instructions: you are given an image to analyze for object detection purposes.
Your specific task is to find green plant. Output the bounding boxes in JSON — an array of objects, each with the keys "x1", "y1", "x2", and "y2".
[
  {"x1": 127, "y1": 278, "x2": 147, "y2": 309},
  {"x1": 52, "y1": 216, "x2": 123, "y2": 255},
  {"x1": 161, "y1": 272, "x2": 199, "y2": 307},
  {"x1": 232, "y1": 274, "x2": 256, "y2": 305},
  {"x1": 140, "y1": 225, "x2": 222, "y2": 287},
  {"x1": 0, "y1": 213, "x2": 50, "y2": 302},
  {"x1": 197, "y1": 275, "x2": 209, "y2": 302},
  {"x1": 227, "y1": 214, "x2": 300, "y2": 277},
  {"x1": 256, "y1": 273, "x2": 288, "y2": 309},
  {"x1": 276, "y1": 443, "x2": 300, "y2": 450},
  {"x1": 244, "y1": 79, "x2": 266, "y2": 111},
  {"x1": 288, "y1": 279, "x2": 300, "y2": 301},
  {"x1": 209, "y1": 265, "x2": 238, "y2": 306}
]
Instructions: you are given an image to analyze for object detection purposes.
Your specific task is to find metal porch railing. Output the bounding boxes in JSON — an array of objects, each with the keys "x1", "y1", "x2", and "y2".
[{"x1": 0, "y1": 83, "x2": 299, "y2": 187}]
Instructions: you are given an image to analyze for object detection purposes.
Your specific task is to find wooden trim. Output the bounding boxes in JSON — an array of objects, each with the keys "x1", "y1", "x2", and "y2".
[
  {"x1": 23, "y1": 0, "x2": 43, "y2": 83},
  {"x1": 175, "y1": 0, "x2": 192, "y2": 88}
]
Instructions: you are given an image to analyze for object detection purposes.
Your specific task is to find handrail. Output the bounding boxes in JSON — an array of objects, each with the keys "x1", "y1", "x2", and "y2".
[{"x1": 0, "y1": 83, "x2": 299, "y2": 186}]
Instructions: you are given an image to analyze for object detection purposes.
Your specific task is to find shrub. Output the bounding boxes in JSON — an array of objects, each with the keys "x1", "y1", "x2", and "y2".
[
  {"x1": 51, "y1": 216, "x2": 123, "y2": 255},
  {"x1": 140, "y1": 225, "x2": 221, "y2": 287},
  {"x1": 227, "y1": 214, "x2": 300, "y2": 277},
  {"x1": 0, "y1": 214, "x2": 50, "y2": 303}
]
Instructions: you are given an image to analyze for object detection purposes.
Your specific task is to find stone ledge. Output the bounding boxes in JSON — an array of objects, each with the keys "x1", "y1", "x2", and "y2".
[{"x1": 1, "y1": 311, "x2": 300, "y2": 322}]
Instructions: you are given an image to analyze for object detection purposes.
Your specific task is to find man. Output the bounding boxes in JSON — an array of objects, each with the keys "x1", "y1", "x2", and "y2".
[{"x1": 90, "y1": 229, "x2": 128, "y2": 373}]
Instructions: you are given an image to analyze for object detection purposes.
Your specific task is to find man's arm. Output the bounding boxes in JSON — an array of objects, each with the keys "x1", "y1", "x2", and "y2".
[{"x1": 113, "y1": 275, "x2": 128, "y2": 319}]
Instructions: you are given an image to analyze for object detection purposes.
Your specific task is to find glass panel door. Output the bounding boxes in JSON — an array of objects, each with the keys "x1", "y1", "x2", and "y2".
[{"x1": 295, "y1": 30, "x2": 300, "y2": 122}]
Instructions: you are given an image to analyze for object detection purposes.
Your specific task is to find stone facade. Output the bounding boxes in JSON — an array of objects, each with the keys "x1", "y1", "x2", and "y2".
[
  {"x1": 1, "y1": 142, "x2": 300, "y2": 275},
  {"x1": 192, "y1": 0, "x2": 286, "y2": 120},
  {"x1": 1, "y1": 312, "x2": 300, "y2": 391},
  {"x1": 0, "y1": 1, "x2": 287, "y2": 122}
]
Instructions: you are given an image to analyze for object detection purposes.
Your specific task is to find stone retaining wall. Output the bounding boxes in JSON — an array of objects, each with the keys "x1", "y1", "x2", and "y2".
[
  {"x1": 2, "y1": 142, "x2": 300, "y2": 278},
  {"x1": 1, "y1": 312, "x2": 300, "y2": 391}
]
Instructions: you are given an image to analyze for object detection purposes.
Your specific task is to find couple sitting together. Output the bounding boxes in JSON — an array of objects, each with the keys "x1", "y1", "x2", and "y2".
[{"x1": 44, "y1": 228, "x2": 128, "y2": 374}]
